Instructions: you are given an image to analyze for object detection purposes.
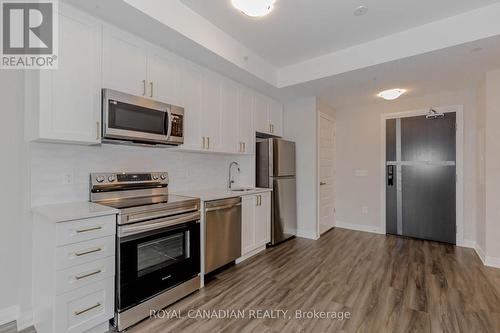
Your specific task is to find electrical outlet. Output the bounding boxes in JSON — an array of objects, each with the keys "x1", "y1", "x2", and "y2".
[
  {"x1": 362, "y1": 206, "x2": 369, "y2": 215},
  {"x1": 62, "y1": 173, "x2": 74, "y2": 185}
]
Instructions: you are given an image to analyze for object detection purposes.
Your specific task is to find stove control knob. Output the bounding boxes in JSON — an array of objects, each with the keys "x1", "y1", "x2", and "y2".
[
  {"x1": 153, "y1": 175, "x2": 159, "y2": 180},
  {"x1": 160, "y1": 174, "x2": 167, "y2": 180},
  {"x1": 108, "y1": 176, "x2": 116, "y2": 182},
  {"x1": 96, "y1": 176, "x2": 105, "y2": 183}
]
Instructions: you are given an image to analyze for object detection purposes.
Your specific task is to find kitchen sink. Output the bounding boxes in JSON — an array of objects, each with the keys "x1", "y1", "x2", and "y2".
[{"x1": 230, "y1": 187, "x2": 255, "y2": 192}]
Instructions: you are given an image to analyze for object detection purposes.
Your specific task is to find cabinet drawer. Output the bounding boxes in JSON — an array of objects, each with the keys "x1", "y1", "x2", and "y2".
[
  {"x1": 56, "y1": 236, "x2": 115, "y2": 270},
  {"x1": 56, "y1": 256, "x2": 115, "y2": 295},
  {"x1": 55, "y1": 277, "x2": 114, "y2": 333},
  {"x1": 56, "y1": 215, "x2": 116, "y2": 246}
]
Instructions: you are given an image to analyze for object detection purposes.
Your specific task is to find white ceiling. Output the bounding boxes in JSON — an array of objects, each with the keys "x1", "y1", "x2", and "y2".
[
  {"x1": 181, "y1": 0, "x2": 500, "y2": 67},
  {"x1": 277, "y1": 35, "x2": 500, "y2": 109}
]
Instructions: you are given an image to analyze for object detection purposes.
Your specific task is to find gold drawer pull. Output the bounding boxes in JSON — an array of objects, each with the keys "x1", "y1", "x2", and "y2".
[
  {"x1": 75, "y1": 247, "x2": 102, "y2": 257},
  {"x1": 76, "y1": 226, "x2": 103, "y2": 234},
  {"x1": 75, "y1": 269, "x2": 102, "y2": 280},
  {"x1": 74, "y1": 303, "x2": 101, "y2": 316}
]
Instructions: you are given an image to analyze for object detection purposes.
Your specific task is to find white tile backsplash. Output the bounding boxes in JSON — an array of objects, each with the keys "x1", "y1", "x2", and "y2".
[{"x1": 30, "y1": 142, "x2": 255, "y2": 206}]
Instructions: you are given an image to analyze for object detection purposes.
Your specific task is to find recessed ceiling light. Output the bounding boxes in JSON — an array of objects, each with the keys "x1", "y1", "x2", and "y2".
[
  {"x1": 231, "y1": 0, "x2": 276, "y2": 18},
  {"x1": 377, "y1": 89, "x2": 407, "y2": 100},
  {"x1": 354, "y1": 6, "x2": 368, "y2": 16}
]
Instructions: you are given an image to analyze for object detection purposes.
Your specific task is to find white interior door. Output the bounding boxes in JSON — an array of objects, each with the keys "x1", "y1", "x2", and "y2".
[{"x1": 319, "y1": 114, "x2": 336, "y2": 235}]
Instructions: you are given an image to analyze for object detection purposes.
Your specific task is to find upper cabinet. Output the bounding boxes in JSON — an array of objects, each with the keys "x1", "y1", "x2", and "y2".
[
  {"x1": 147, "y1": 49, "x2": 180, "y2": 105},
  {"x1": 25, "y1": 5, "x2": 102, "y2": 145},
  {"x1": 238, "y1": 88, "x2": 255, "y2": 155},
  {"x1": 102, "y1": 29, "x2": 148, "y2": 97},
  {"x1": 25, "y1": 4, "x2": 283, "y2": 151},
  {"x1": 254, "y1": 94, "x2": 283, "y2": 137}
]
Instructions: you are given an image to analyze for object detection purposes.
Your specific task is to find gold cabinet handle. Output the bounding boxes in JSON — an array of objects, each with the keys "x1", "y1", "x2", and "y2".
[
  {"x1": 207, "y1": 137, "x2": 210, "y2": 149},
  {"x1": 202, "y1": 137, "x2": 206, "y2": 149},
  {"x1": 76, "y1": 226, "x2": 102, "y2": 234},
  {"x1": 75, "y1": 247, "x2": 102, "y2": 257},
  {"x1": 243, "y1": 142, "x2": 246, "y2": 153},
  {"x1": 150, "y1": 81, "x2": 154, "y2": 98},
  {"x1": 142, "y1": 80, "x2": 146, "y2": 96},
  {"x1": 74, "y1": 303, "x2": 101, "y2": 316},
  {"x1": 75, "y1": 269, "x2": 102, "y2": 280}
]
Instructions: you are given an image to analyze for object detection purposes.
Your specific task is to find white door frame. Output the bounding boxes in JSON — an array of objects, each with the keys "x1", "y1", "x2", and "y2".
[
  {"x1": 317, "y1": 112, "x2": 336, "y2": 237},
  {"x1": 380, "y1": 105, "x2": 464, "y2": 246}
]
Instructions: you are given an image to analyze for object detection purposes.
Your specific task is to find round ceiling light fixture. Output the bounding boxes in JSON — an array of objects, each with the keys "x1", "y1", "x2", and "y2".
[
  {"x1": 231, "y1": 0, "x2": 276, "y2": 18},
  {"x1": 377, "y1": 88, "x2": 407, "y2": 100}
]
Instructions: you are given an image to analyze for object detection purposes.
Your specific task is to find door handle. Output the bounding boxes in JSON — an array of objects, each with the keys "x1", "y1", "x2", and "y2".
[
  {"x1": 387, "y1": 165, "x2": 394, "y2": 186},
  {"x1": 150, "y1": 81, "x2": 154, "y2": 98},
  {"x1": 142, "y1": 80, "x2": 146, "y2": 96},
  {"x1": 320, "y1": 182, "x2": 326, "y2": 186}
]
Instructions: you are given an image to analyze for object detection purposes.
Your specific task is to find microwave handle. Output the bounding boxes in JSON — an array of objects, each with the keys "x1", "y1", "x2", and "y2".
[{"x1": 164, "y1": 107, "x2": 172, "y2": 139}]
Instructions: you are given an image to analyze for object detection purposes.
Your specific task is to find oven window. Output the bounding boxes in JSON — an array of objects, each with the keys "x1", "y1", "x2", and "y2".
[
  {"x1": 108, "y1": 100, "x2": 166, "y2": 135},
  {"x1": 137, "y1": 232, "x2": 189, "y2": 277}
]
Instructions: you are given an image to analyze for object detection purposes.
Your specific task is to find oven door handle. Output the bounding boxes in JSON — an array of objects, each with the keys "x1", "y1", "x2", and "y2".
[
  {"x1": 119, "y1": 211, "x2": 200, "y2": 238},
  {"x1": 126, "y1": 205, "x2": 199, "y2": 224},
  {"x1": 164, "y1": 107, "x2": 172, "y2": 140}
]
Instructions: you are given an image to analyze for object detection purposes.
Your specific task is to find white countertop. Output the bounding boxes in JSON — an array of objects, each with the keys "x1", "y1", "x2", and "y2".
[
  {"x1": 173, "y1": 187, "x2": 272, "y2": 202},
  {"x1": 32, "y1": 201, "x2": 119, "y2": 223}
]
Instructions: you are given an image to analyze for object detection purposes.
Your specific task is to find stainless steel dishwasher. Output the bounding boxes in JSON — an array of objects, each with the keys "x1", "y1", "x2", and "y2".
[{"x1": 205, "y1": 197, "x2": 242, "y2": 274}]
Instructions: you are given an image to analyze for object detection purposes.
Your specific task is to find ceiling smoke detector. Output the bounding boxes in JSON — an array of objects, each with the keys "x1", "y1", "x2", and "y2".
[
  {"x1": 354, "y1": 6, "x2": 368, "y2": 16},
  {"x1": 231, "y1": 0, "x2": 276, "y2": 18},
  {"x1": 377, "y1": 88, "x2": 407, "y2": 100}
]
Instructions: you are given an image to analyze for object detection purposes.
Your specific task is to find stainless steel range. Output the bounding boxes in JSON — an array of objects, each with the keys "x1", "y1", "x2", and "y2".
[{"x1": 90, "y1": 172, "x2": 201, "y2": 331}]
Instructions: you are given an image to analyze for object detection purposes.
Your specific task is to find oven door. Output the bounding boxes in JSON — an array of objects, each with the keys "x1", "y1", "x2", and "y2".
[
  {"x1": 116, "y1": 213, "x2": 200, "y2": 312},
  {"x1": 102, "y1": 89, "x2": 171, "y2": 144}
]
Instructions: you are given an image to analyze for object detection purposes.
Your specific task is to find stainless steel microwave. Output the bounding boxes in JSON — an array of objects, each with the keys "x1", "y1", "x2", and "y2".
[{"x1": 102, "y1": 89, "x2": 184, "y2": 146}]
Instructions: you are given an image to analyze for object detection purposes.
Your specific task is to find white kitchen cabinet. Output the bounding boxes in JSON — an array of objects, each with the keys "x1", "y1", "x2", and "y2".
[
  {"x1": 254, "y1": 93, "x2": 270, "y2": 135},
  {"x1": 32, "y1": 203, "x2": 117, "y2": 333},
  {"x1": 268, "y1": 99, "x2": 284, "y2": 137},
  {"x1": 240, "y1": 192, "x2": 271, "y2": 260},
  {"x1": 179, "y1": 63, "x2": 203, "y2": 151},
  {"x1": 25, "y1": 5, "x2": 102, "y2": 145},
  {"x1": 200, "y1": 72, "x2": 222, "y2": 152},
  {"x1": 102, "y1": 28, "x2": 148, "y2": 97},
  {"x1": 238, "y1": 88, "x2": 255, "y2": 155},
  {"x1": 221, "y1": 81, "x2": 239, "y2": 153},
  {"x1": 241, "y1": 195, "x2": 256, "y2": 255},
  {"x1": 255, "y1": 192, "x2": 271, "y2": 247},
  {"x1": 253, "y1": 94, "x2": 284, "y2": 137},
  {"x1": 147, "y1": 50, "x2": 180, "y2": 105}
]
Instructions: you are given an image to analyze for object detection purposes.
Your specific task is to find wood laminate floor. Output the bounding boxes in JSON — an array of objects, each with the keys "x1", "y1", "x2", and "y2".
[{"x1": 129, "y1": 228, "x2": 500, "y2": 333}]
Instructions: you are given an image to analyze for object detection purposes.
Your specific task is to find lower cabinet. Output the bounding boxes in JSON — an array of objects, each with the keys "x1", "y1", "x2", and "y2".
[
  {"x1": 240, "y1": 192, "x2": 271, "y2": 259},
  {"x1": 33, "y1": 208, "x2": 117, "y2": 333}
]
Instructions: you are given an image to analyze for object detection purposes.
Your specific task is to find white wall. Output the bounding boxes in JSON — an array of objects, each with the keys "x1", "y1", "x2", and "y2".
[
  {"x1": 30, "y1": 144, "x2": 253, "y2": 206},
  {"x1": 475, "y1": 78, "x2": 487, "y2": 255},
  {"x1": 484, "y1": 68, "x2": 500, "y2": 262},
  {"x1": 0, "y1": 71, "x2": 24, "y2": 322},
  {"x1": 334, "y1": 88, "x2": 477, "y2": 242},
  {"x1": 283, "y1": 97, "x2": 318, "y2": 239}
]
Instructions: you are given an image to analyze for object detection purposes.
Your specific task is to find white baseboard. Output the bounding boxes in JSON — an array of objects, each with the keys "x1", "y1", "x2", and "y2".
[
  {"x1": 460, "y1": 239, "x2": 476, "y2": 248},
  {"x1": 0, "y1": 305, "x2": 19, "y2": 326},
  {"x1": 295, "y1": 229, "x2": 318, "y2": 240},
  {"x1": 17, "y1": 311, "x2": 34, "y2": 331},
  {"x1": 335, "y1": 221, "x2": 383, "y2": 235},
  {"x1": 236, "y1": 245, "x2": 266, "y2": 264},
  {"x1": 485, "y1": 255, "x2": 500, "y2": 268}
]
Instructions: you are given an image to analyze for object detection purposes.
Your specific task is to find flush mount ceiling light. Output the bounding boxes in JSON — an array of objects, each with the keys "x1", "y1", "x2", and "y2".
[
  {"x1": 377, "y1": 88, "x2": 407, "y2": 100},
  {"x1": 231, "y1": 0, "x2": 276, "y2": 18}
]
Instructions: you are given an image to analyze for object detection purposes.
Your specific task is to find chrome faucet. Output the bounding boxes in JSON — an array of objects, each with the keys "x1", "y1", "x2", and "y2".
[{"x1": 228, "y1": 162, "x2": 240, "y2": 189}]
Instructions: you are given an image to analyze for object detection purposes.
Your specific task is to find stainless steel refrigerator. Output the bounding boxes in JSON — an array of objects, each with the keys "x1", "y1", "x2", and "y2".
[{"x1": 256, "y1": 138, "x2": 297, "y2": 245}]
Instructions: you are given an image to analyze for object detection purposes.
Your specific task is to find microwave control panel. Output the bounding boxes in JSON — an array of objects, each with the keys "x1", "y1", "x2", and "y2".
[{"x1": 170, "y1": 114, "x2": 183, "y2": 137}]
